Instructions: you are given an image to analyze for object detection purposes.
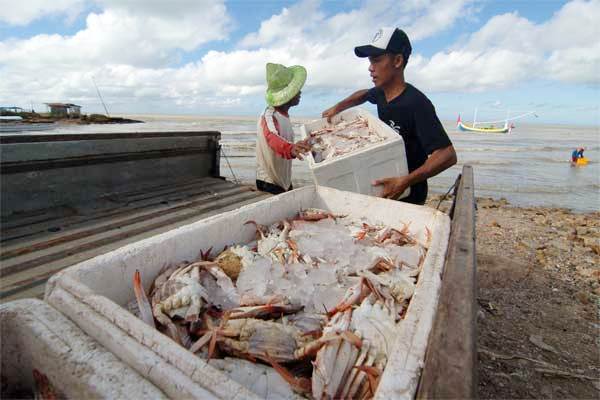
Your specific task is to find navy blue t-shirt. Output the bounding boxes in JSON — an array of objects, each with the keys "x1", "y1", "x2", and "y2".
[{"x1": 366, "y1": 84, "x2": 452, "y2": 204}]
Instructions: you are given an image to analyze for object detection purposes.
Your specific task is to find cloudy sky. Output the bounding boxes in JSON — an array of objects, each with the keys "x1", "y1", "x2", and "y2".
[{"x1": 1, "y1": 0, "x2": 598, "y2": 124}]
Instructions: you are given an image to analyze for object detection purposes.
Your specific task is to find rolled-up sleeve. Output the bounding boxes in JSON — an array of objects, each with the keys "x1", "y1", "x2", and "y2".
[{"x1": 260, "y1": 115, "x2": 294, "y2": 159}]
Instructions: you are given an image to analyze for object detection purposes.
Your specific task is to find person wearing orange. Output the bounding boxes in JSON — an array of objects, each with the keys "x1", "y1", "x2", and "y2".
[{"x1": 256, "y1": 63, "x2": 311, "y2": 195}]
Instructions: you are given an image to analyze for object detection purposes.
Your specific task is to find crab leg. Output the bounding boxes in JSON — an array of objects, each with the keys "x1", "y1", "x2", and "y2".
[
  {"x1": 263, "y1": 353, "x2": 312, "y2": 396},
  {"x1": 294, "y1": 330, "x2": 361, "y2": 359},
  {"x1": 244, "y1": 220, "x2": 267, "y2": 240},
  {"x1": 344, "y1": 345, "x2": 378, "y2": 398},
  {"x1": 133, "y1": 270, "x2": 155, "y2": 328},
  {"x1": 228, "y1": 303, "x2": 303, "y2": 320},
  {"x1": 326, "y1": 279, "x2": 365, "y2": 317},
  {"x1": 153, "y1": 304, "x2": 183, "y2": 345}
]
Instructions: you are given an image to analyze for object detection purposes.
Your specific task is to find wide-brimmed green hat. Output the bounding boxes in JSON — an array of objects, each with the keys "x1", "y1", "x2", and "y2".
[{"x1": 265, "y1": 63, "x2": 307, "y2": 107}]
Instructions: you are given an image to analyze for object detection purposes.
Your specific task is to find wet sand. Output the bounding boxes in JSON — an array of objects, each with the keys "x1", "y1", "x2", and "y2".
[{"x1": 427, "y1": 195, "x2": 600, "y2": 398}]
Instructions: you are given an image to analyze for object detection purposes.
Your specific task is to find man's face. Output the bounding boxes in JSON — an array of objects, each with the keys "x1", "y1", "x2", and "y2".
[
  {"x1": 368, "y1": 53, "x2": 403, "y2": 87},
  {"x1": 289, "y1": 90, "x2": 301, "y2": 107}
]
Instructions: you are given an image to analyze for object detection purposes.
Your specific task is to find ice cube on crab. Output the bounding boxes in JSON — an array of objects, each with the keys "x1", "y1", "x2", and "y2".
[
  {"x1": 236, "y1": 257, "x2": 272, "y2": 298},
  {"x1": 385, "y1": 244, "x2": 424, "y2": 269},
  {"x1": 209, "y1": 357, "x2": 303, "y2": 400}
]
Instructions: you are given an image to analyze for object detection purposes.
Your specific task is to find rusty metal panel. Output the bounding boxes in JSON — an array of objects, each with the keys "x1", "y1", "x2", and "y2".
[{"x1": 0, "y1": 178, "x2": 270, "y2": 302}]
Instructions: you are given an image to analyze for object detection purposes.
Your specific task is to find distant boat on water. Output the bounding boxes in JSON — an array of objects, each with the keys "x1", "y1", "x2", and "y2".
[{"x1": 456, "y1": 108, "x2": 537, "y2": 134}]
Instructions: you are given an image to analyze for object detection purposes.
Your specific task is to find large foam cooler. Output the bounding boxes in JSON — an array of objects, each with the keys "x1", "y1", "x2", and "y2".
[
  {"x1": 0, "y1": 298, "x2": 165, "y2": 399},
  {"x1": 45, "y1": 186, "x2": 450, "y2": 399},
  {"x1": 300, "y1": 107, "x2": 410, "y2": 198}
]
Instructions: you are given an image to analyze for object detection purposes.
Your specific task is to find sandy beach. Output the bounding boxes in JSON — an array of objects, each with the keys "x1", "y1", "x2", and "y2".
[{"x1": 428, "y1": 194, "x2": 600, "y2": 398}]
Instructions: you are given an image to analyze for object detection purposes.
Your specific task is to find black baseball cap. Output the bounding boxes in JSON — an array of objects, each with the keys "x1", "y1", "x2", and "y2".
[{"x1": 354, "y1": 27, "x2": 412, "y2": 58}]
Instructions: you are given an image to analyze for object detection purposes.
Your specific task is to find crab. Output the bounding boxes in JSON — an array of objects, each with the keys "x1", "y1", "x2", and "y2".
[
  {"x1": 191, "y1": 316, "x2": 355, "y2": 363},
  {"x1": 360, "y1": 269, "x2": 415, "y2": 304},
  {"x1": 147, "y1": 260, "x2": 239, "y2": 345},
  {"x1": 342, "y1": 298, "x2": 397, "y2": 399},
  {"x1": 149, "y1": 262, "x2": 211, "y2": 344},
  {"x1": 295, "y1": 208, "x2": 343, "y2": 222},
  {"x1": 245, "y1": 219, "x2": 301, "y2": 264},
  {"x1": 312, "y1": 276, "x2": 397, "y2": 399},
  {"x1": 213, "y1": 245, "x2": 255, "y2": 280}
]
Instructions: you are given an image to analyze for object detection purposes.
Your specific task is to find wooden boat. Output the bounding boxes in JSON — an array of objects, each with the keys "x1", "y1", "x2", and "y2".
[
  {"x1": 457, "y1": 116, "x2": 510, "y2": 133},
  {"x1": 456, "y1": 109, "x2": 536, "y2": 134}
]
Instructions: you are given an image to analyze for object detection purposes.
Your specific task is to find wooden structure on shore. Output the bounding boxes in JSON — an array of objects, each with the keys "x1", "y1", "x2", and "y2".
[{"x1": 45, "y1": 103, "x2": 82, "y2": 117}]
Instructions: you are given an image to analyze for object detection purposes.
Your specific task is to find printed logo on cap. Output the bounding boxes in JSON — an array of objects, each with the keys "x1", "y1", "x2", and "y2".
[{"x1": 372, "y1": 29, "x2": 383, "y2": 43}]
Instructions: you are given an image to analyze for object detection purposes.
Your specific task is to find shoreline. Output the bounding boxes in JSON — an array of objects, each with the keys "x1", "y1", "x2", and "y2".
[
  {"x1": 116, "y1": 113, "x2": 600, "y2": 129},
  {"x1": 427, "y1": 194, "x2": 599, "y2": 398}
]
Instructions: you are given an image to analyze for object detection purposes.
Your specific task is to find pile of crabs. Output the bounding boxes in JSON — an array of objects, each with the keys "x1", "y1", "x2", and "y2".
[
  {"x1": 308, "y1": 116, "x2": 387, "y2": 163},
  {"x1": 131, "y1": 208, "x2": 430, "y2": 399}
]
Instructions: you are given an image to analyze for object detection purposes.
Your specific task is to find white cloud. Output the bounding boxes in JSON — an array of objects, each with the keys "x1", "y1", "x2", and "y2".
[
  {"x1": 0, "y1": 0, "x2": 85, "y2": 25},
  {"x1": 410, "y1": 0, "x2": 600, "y2": 91},
  {"x1": 0, "y1": 0, "x2": 597, "y2": 115},
  {"x1": 0, "y1": 2, "x2": 231, "y2": 69}
]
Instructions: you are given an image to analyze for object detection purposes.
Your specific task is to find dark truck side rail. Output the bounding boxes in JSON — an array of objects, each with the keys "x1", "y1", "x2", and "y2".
[
  {"x1": 417, "y1": 165, "x2": 477, "y2": 399},
  {"x1": 0, "y1": 131, "x2": 270, "y2": 302}
]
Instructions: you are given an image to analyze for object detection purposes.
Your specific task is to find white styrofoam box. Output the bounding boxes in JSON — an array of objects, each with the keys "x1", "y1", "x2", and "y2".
[
  {"x1": 45, "y1": 186, "x2": 450, "y2": 400},
  {"x1": 300, "y1": 107, "x2": 410, "y2": 198},
  {"x1": 0, "y1": 298, "x2": 166, "y2": 399}
]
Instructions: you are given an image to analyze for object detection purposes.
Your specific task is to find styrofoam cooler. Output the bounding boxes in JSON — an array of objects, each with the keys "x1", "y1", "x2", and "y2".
[
  {"x1": 44, "y1": 186, "x2": 450, "y2": 400},
  {"x1": 300, "y1": 107, "x2": 410, "y2": 198},
  {"x1": 0, "y1": 298, "x2": 166, "y2": 399}
]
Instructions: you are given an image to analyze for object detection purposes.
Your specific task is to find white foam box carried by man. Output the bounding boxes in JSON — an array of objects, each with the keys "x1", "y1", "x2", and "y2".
[
  {"x1": 300, "y1": 107, "x2": 410, "y2": 198},
  {"x1": 0, "y1": 298, "x2": 166, "y2": 399},
  {"x1": 44, "y1": 186, "x2": 450, "y2": 400}
]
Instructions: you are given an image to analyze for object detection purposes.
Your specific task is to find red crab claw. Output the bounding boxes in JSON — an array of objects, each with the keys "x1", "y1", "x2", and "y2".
[
  {"x1": 198, "y1": 247, "x2": 213, "y2": 261},
  {"x1": 133, "y1": 270, "x2": 156, "y2": 328},
  {"x1": 354, "y1": 365, "x2": 382, "y2": 397},
  {"x1": 264, "y1": 353, "x2": 312, "y2": 395},
  {"x1": 189, "y1": 311, "x2": 233, "y2": 361},
  {"x1": 244, "y1": 220, "x2": 266, "y2": 239},
  {"x1": 32, "y1": 369, "x2": 58, "y2": 400}
]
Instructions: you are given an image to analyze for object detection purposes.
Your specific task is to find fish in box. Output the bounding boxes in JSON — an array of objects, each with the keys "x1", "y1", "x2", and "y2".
[{"x1": 45, "y1": 186, "x2": 450, "y2": 399}]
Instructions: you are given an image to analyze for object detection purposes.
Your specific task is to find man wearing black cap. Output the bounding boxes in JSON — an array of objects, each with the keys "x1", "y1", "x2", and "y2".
[{"x1": 322, "y1": 27, "x2": 457, "y2": 205}]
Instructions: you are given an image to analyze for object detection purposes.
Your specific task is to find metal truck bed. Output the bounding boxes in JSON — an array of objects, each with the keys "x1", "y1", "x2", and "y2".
[{"x1": 0, "y1": 131, "x2": 269, "y2": 302}]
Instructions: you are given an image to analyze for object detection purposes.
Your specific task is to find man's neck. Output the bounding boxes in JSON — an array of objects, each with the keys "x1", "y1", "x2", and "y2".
[
  {"x1": 381, "y1": 73, "x2": 407, "y2": 103},
  {"x1": 274, "y1": 105, "x2": 291, "y2": 117}
]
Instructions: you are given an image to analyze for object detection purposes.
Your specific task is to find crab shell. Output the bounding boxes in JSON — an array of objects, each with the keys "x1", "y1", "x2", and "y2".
[
  {"x1": 218, "y1": 318, "x2": 310, "y2": 364},
  {"x1": 215, "y1": 249, "x2": 243, "y2": 280}
]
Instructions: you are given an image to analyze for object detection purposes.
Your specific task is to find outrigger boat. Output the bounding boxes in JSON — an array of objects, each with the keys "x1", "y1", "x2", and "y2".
[{"x1": 457, "y1": 109, "x2": 536, "y2": 134}]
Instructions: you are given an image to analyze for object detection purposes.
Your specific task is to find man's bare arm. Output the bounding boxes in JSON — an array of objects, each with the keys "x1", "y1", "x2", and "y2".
[
  {"x1": 374, "y1": 145, "x2": 458, "y2": 199},
  {"x1": 322, "y1": 89, "x2": 369, "y2": 122}
]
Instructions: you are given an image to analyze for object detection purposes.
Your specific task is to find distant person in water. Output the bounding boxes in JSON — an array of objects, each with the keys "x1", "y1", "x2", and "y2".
[
  {"x1": 571, "y1": 148, "x2": 579, "y2": 164},
  {"x1": 255, "y1": 63, "x2": 311, "y2": 195},
  {"x1": 571, "y1": 147, "x2": 585, "y2": 165}
]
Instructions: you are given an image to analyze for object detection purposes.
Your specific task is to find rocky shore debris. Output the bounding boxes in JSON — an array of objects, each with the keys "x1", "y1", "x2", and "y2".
[
  {"x1": 426, "y1": 194, "x2": 599, "y2": 399},
  {"x1": 0, "y1": 110, "x2": 142, "y2": 125}
]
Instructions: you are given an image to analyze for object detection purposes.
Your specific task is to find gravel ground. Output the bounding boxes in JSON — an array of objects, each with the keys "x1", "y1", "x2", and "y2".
[{"x1": 427, "y1": 194, "x2": 600, "y2": 399}]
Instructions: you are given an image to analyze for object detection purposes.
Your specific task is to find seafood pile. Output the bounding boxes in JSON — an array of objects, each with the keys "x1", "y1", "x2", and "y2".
[
  {"x1": 308, "y1": 116, "x2": 387, "y2": 163},
  {"x1": 131, "y1": 208, "x2": 430, "y2": 399}
]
